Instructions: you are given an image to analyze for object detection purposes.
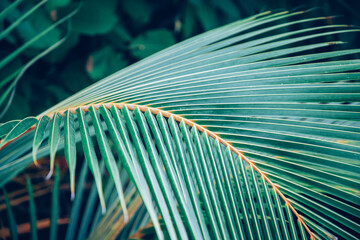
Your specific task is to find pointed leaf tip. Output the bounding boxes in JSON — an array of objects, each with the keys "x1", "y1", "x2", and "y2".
[
  {"x1": 33, "y1": 115, "x2": 50, "y2": 167},
  {"x1": 49, "y1": 112, "x2": 62, "y2": 176},
  {"x1": 124, "y1": 213, "x2": 129, "y2": 223},
  {"x1": 45, "y1": 169, "x2": 53, "y2": 180},
  {"x1": 101, "y1": 206, "x2": 106, "y2": 215}
]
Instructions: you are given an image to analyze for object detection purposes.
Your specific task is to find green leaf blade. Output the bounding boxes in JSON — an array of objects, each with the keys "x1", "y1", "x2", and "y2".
[
  {"x1": 0, "y1": 117, "x2": 37, "y2": 148},
  {"x1": 47, "y1": 112, "x2": 62, "y2": 179},
  {"x1": 76, "y1": 108, "x2": 106, "y2": 213},
  {"x1": 0, "y1": 120, "x2": 20, "y2": 138},
  {"x1": 134, "y1": 108, "x2": 188, "y2": 240},
  {"x1": 64, "y1": 110, "x2": 77, "y2": 199},
  {"x1": 32, "y1": 115, "x2": 50, "y2": 166},
  {"x1": 2, "y1": 188, "x2": 18, "y2": 240},
  {"x1": 88, "y1": 106, "x2": 128, "y2": 222}
]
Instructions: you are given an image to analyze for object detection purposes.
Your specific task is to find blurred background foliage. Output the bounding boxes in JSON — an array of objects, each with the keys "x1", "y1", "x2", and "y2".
[{"x1": 0, "y1": 0, "x2": 359, "y2": 122}]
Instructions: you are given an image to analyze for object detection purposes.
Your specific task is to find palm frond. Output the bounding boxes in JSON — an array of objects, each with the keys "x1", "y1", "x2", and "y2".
[{"x1": 1, "y1": 9, "x2": 359, "y2": 239}]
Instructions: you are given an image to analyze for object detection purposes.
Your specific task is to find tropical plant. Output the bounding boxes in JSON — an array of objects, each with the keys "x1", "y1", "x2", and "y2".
[{"x1": 0, "y1": 6, "x2": 360, "y2": 240}]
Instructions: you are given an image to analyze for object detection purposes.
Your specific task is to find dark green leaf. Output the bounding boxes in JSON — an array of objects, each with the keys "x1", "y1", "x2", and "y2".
[
  {"x1": 120, "y1": 0, "x2": 153, "y2": 26},
  {"x1": 26, "y1": 177, "x2": 38, "y2": 240},
  {"x1": 130, "y1": 29, "x2": 176, "y2": 59},
  {"x1": 86, "y1": 46, "x2": 128, "y2": 81},
  {"x1": 76, "y1": 107, "x2": 106, "y2": 212},
  {"x1": 2, "y1": 188, "x2": 18, "y2": 240},
  {"x1": 0, "y1": 120, "x2": 20, "y2": 137},
  {"x1": 72, "y1": 0, "x2": 118, "y2": 35}
]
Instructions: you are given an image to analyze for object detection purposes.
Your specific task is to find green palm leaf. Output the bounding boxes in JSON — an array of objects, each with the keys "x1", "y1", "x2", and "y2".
[{"x1": 1, "y1": 9, "x2": 359, "y2": 239}]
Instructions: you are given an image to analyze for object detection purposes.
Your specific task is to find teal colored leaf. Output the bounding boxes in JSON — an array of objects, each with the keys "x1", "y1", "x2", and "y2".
[
  {"x1": 130, "y1": 29, "x2": 176, "y2": 59},
  {"x1": 0, "y1": 3, "x2": 77, "y2": 69},
  {"x1": 64, "y1": 110, "x2": 76, "y2": 199},
  {"x1": 0, "y1": 120, "x2": 20, "y2": 137},
  {"x1": 72, "y1": 0, "x2": 118, "y2": 35},
  {"x1": 274, "y1": 182, "x2": 296, "y2": 240},
  {"x1": 0, "y1": 0, "x2": 23, "y2": 22},
  {"x1": 0, "y1": 117, "x2": 37, "y2": 148},
  {"x1": 144, "y1": 110, "x2": 204, "y2": 239},
  {"x1": 250, "y1": 166, "x2": 272, "y2": 238},
  {"x1": 181, "y1": 4, "x2": 197, "y2": 39},
  {"x1": 134, "y1": 108, "x2": 188, "y2": 239},
  {"x1": 88, "y1": 106, "x2": 128, "y2": 221},
  {"x1": 179, "y1": 121, "x2": 224, "y2": 239},
  {"x1": 226, "y1": 149, "x2": 254, "y2": 239},
  {"x1": 76, "y1": 176, "x2": 99, "y2": 240},
  {"x1": 122, "y1": 106, "x2": 176, "y2": 239},
  {"x1": 167, "y1": 116, "x2": 210, "y2": 239},
  {"x1": 0, "y1": 0, "x2": 48, "y2": 43},
  {"x1": 201, "y1": 132, "x2": 240, "y2": 239},
  {"x1": 215, "y1": 141, "x2": 245, "y2": 239},
  {"x1": 47, "y1": 112, "x2": 62, "y2": 179},
  {"x1": 32, "y1": 115, "x2": 50, "y2": 166},
  {"x1": 239, "y1": 159, "x2": 262, "y2": 239},
  {"x1": 76, "y1": 107, "x2": 106, "y2": 213},
  {"x1": 45, "y1": 33, "x2": 79, "y2": 63},
  {"x1": 194, "y1": 2, "x2": 219, "y2": 31},
  {"x1": 18, "y1": 1, "x2": 61, "y2": 50},
  {"x1": 261, "y1": 177, "x2": 282, "y2": 239},
  {"x1": 120, "y1": 0, "x2": 153, "y2": 26},
  {"x1": 102, "y1": 105, "x2": 164, "y2": 239},
  {"x1": 86, "y1": 46, "x2": 128, "y2": 81}
]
